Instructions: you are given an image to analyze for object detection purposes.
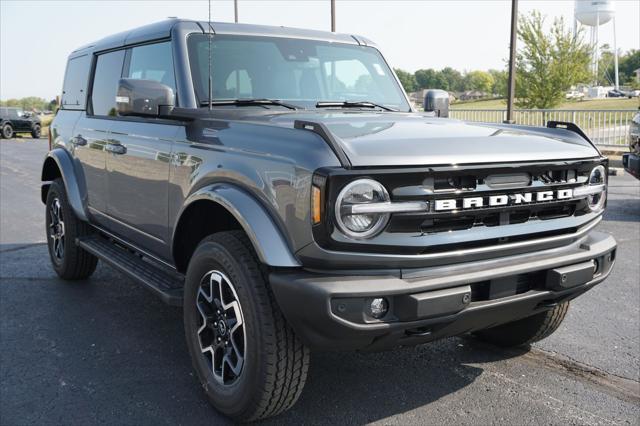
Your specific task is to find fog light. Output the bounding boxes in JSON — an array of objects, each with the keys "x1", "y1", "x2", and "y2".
[{"x1": 369, "y1": 298, "x2": 389, "y2": 319}]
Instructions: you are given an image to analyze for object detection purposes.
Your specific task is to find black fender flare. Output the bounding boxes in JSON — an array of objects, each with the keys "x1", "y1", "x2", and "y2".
[
  {"x1": 175, "y1": 184, "x2": 301, "y2": 268},
  {"x1": 41, "y1": 148, "x2": 88, "y2": 222}
]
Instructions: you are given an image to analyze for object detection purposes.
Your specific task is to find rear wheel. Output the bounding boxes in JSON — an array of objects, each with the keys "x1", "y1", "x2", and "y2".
[
  {"x1": 31, "y1": 124, "x2": 41, "y2": 139},
  {"x1": 184, "y1": 231, "x2": 310, "y2": 422},
  {"x1": 45, "y1": 179, "x2": 98, "y2": 280},
  {"x1": 472, "y1": 302, "x2": 570, "y2": 347},
  {"x1": 1, "y1": 123, "x2": 13, "y2": 139}
]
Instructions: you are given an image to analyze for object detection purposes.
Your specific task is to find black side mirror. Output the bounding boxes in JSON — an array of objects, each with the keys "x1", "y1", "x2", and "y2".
[
  {"x1": 424, "y1": 89, "x2": 449, "y2": 118},
  {"x1": 116, "y1": 78, "x2": 175, "y2": 118}
]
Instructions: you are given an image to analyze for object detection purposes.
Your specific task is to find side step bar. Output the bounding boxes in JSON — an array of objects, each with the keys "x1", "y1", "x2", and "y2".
[{"x1": 77, "y1": 235, "x2": 184, "y2": 306}]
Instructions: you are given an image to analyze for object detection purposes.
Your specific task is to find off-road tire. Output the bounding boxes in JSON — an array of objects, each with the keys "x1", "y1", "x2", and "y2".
[
  {"x1": 184, "y1": 230, "x2": 310, "y2": 422},
  {"x1": 1, "y1": 123, "x2": 13, "y2": 139},
  {"x1": 45, "y1": 178, "x2": 98, "y2": 280},
  {"x1": 472, "y1": 302, "x2": 570, "y2": 347},
  {"x1": 31, "y1": 124, "x2": 41, "y2": 139}
]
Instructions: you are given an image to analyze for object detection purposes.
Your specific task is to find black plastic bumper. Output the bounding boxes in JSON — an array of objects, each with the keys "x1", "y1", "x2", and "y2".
[
  {"x1": 270, "y1": 231, "x2": 616, "y2": 352},
  {"x1": 622, "y1": 152, "x2": 639, "y2": 179}
]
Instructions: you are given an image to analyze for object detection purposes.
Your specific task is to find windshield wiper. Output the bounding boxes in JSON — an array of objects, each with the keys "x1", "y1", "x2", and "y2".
[
  {"x1": 200, "y1": 98, "x2": 299, "y2": 110},
  {"x1": 315, "y1": 101, "x2": 397, "y2": 112}
]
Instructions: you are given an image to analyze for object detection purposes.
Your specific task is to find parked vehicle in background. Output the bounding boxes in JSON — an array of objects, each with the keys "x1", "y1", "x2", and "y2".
[
  {"x1": 607, "y1": 89, "x2": 625, "y2": 98},
  {"x1": 565, "y1": 90, "x2": 585, "y2": 100},
  {"x1": 0, "y1": 107, "x2": 41, "y2": 138},
  {"x1": 42, "y1": 19, "x2": 617, "y2": 422},
  {"x1": 624, "y1": 89, "x2": 640, "y2": 98},
  {"x1": 623, "y1": 111, "x2": 640, "y2": 179}
]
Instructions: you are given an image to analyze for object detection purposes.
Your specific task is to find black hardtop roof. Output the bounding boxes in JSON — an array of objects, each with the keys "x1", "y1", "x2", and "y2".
[{"x1": 70, "y1": 18, "x2": 376, "y2": 58}]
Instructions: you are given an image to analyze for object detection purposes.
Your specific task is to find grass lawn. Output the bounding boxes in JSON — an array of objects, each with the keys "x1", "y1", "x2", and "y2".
[{"x1": 450, "y1": 97, "x2": 639, "y2": 110}]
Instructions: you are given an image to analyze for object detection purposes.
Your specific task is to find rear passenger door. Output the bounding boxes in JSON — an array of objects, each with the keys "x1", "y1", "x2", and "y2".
[
  {"x1": 12, "y1": 110, "x2": 31, "y2": 131},
  {"x1": 74, "y1": 49, "x2": 125, "y2": 218},
  {"x1": 105, "y1": 41, "x2": 180, "y2": 258}
]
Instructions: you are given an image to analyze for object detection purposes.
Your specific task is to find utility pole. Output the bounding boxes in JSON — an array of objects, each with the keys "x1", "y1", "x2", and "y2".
[
  {"x1": 234, "y1": 0, "x2": 238, "y2": 23},
  {"x1": 331, "y1": 0, "x2": 336, "y2": 32},
  {"x1": 505, "y1": 0, "x2": 518, "y2": 124}
]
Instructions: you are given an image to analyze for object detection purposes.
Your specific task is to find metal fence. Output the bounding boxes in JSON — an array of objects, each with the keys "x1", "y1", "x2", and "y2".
[{"x1": 449, "y1": 109, "x2": 635, "y2": 147}]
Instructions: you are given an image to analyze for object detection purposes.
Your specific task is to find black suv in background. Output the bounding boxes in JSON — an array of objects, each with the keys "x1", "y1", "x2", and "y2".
[{"x1": 0, "y1": 107, "x2": 42, "y2": 138}]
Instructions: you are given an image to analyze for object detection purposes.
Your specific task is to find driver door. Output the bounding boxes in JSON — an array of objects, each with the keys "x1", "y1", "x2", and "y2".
[{"x1": 105, "y1": 41, "x2": 179, "y2": 259}]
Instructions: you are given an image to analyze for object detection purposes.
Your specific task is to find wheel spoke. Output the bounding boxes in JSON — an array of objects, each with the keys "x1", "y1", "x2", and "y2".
[
  {"x1": 224, "y1": 353, "x2": 243, "y2": 376},
  {"x1": 194, "y1": 270, "x2": 246, "y2": 386}
]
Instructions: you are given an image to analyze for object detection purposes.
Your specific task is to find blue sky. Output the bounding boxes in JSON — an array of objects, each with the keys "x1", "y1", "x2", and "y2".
[{"x1": 1, "y1": 0, "x2": 638, "y2": 100}]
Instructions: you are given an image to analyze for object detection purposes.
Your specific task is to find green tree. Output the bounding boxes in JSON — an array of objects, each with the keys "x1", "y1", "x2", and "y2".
[
  {"x1": 515, "y1": 11, "x2": 591, "y2": 109},
  {"x1": 606, "y1": 49, "x2": 640, "y2": 86},
  {"x1": 597, "y1": 44, "x2": 615, "y2": 86},
  {"x1": 465, "y1": 70, "x2": 495, "y2": 94},
  {"x1": 440, "y1": 67, "x2": 465, "y2": 92},
  {"x1": 414, "y1": 68, "x2": 438, "y2": 90},
  {"x1": 394, "y1": 68, "x2": 417, "y2": 93},
  {"x1": 488, "y1": 69, "x2": 508, "y2": 96},
  {"x1": 0, "y1": 97, "x2": 49, "y2": 111}
]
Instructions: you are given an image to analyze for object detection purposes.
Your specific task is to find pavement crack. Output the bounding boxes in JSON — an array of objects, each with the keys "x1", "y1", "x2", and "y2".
[
  {"x1": 0, "y1": 243, "x2": 46, "y2": 253},
  {"x1": 0, "y1": 276, "x2": 60, "y2": 282},
  {"x1": 526, "y1": 347, "x2": 640, "y2": 404}
]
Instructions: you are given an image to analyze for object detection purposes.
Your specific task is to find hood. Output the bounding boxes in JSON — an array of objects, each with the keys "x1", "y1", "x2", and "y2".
[{"x1": 260, "y1": 111, "x2": 599, "y2": 167}]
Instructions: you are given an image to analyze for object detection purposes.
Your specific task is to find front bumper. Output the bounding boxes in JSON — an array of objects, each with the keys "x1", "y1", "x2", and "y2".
[
  {"x1": 622, "y1": 152, "x2": 639, "y2": 179},
  {"x1": 270, "y1": 231, "x2": 616, "y2": 351}
]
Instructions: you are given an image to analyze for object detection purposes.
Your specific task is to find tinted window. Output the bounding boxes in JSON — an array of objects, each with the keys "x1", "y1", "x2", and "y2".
[
  {"x1": 126, "y1": 42, "x2": 175, "y2": 92},
  {"x1": 91, "y1": 50, "x2": 125, "y2": 116},
  {"x1": 61, "y1": 54, "x2": 91, "y2": 110}
]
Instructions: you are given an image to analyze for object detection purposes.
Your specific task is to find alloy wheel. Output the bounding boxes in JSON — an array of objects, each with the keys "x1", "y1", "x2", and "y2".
[
  {"x1": 196, "y1": 270, "x2": 246, "y2": 385},
  {"x1": 48, "y1": 198, "x2": 65, "y2": 261}
]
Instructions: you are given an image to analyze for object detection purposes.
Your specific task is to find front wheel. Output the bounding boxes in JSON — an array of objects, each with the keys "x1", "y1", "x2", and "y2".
[
  {"x1": 184, "y1": 231, "x2": 310, "y2": 422},
  {"x1": 472, "y1": 302, "x2": 570, "y2": 347}
]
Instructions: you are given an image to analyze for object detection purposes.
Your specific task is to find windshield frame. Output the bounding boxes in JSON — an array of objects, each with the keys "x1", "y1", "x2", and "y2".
[{"x1": 186, "y1": 33, "x2": 412, "y2": 112}]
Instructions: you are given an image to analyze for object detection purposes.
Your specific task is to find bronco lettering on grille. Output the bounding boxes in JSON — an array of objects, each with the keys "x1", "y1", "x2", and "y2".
[{"x1": 434, "y1": 189, "x2": 573, "y2": 211}]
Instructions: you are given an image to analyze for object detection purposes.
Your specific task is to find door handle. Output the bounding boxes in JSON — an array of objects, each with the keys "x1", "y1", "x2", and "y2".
[
  {"x1": 71, "y1": 135, "x2": 87, "y2": 146},
  {"x1": 105, "y1": 143, "x2": 127, "y2": 155}
]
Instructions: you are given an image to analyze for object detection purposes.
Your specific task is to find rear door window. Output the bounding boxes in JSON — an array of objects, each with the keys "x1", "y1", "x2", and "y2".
[{"x1": 90, "y1": 50, "x2": 125, "y2": 116}]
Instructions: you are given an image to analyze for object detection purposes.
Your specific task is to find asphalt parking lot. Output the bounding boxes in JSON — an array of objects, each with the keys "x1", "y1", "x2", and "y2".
[{"x1": 1, "y1": 138, "x2": 639, "y2": 425}]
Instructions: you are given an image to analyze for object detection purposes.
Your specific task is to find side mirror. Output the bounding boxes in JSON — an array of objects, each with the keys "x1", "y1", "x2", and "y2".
[
  {"x1": 116, "y1": 78, "x2": 175, "y2": 118},
  {"x1": 424, "y1": 89, "x2": 449, "y2": 118}
]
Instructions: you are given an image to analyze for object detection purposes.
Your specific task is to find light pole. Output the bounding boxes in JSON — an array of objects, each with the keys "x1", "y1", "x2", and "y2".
[
  {"x1": 505, "y1": 0, "x2": 518, "y2": 124},
  {"x1": 331, "y1": 0, "x2": 336, "y2": 32},
  {"x1": 234, "y1": 0, "x2": 238, "y2": 23}
]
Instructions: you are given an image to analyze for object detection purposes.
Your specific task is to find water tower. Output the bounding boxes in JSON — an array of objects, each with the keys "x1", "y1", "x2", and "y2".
[{"x1": 575, "y1": 0, "x2": 619, "y2": 89}]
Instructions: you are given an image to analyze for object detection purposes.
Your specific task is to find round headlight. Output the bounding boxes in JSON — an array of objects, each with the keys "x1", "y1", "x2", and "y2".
[
  {"x1": 587, "y1": 165, "x2": 606, "y2": 211},
  {"x1": 335, "y1": 179, "x2": 390, "y2": 239}
]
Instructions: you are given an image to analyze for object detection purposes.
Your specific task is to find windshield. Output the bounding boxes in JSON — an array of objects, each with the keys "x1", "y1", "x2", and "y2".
[{"x1": 187, "y1": 34, "x2": 410, "y2": 111}]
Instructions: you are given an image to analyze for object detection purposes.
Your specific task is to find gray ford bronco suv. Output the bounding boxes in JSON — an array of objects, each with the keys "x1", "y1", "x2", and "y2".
[{"x1": 43, "y1": 19, "x2": 616, "y2": 421}]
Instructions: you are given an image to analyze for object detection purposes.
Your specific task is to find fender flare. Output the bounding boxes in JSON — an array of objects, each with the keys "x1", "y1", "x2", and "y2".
[
  {"x1": 176, "y1": 184, "x2": 301, "y2": 268},
  {"x1": 41, "y1": 148, "x2": 88, "y2": 222}
]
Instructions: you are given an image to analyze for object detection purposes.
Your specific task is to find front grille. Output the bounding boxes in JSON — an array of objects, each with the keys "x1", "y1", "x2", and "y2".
[
  {"x1": 385, "y1": 164, "x2": 591, "y2": 234},
  {"x1": 313, "y1": 158, "x2": 604, "y2": 256},
  {"x1": 416, "y1": 201, "x2": 579, "y2": 233}
]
